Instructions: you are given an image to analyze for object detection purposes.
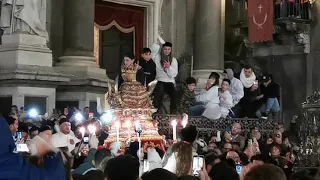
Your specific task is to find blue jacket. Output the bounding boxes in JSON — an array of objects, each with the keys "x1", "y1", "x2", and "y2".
[{"x1": 0, "y1": 116, "x2": 66, "y2": 180}]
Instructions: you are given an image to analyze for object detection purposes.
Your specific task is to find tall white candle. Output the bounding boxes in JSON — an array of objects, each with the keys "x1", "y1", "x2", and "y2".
[
  {"x1": 115, "y1": 121, "x2": 120, "y2": 142},
  {"x1": 182, "y1": 114, "x2": 188, "y2": 128},
  {"x1": 79, "y1": 127, "x2": 85, "y2": 139},
  {"x1": 171, "y1": 119, "x2": 177, "y2": 141},
  {"x1": 115, "y1": 84, "x2": 118, "y2": 94}
]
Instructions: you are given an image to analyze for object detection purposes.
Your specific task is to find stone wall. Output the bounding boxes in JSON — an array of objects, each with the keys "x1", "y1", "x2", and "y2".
[
  {"x1": 248, "y1": 54, "x2": 307, "y2": 125},
  {"x1": 46, "y1": 0, "x2": 64, "y2": 65},
  {"x1": 161, "y1": 0, "x2": 195, "y2": 82}
]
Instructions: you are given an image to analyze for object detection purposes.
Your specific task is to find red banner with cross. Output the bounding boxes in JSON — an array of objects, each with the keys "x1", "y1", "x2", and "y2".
[{"x1": 247, "y1": 0, "x2": 274, "y2": 42}]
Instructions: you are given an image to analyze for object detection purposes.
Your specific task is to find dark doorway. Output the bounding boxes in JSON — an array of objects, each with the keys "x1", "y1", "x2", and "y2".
[
  {"x1": 0, "y1": 96, "x2": 12, "y2": 116},
  {"x1": 99, "y1": 26, "x2": 134, "y2": 80},
  {"x1": 24, "y1": 97, "x2": 47, "y2": 115}
]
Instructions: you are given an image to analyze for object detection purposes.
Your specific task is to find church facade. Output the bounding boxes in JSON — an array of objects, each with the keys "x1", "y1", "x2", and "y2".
[
  {"x1": 0, "y1": 0, "x2": 318, "y2": 124},
  {"x1": 0, "y1": 0, "x2": 225, "y2": 116}
]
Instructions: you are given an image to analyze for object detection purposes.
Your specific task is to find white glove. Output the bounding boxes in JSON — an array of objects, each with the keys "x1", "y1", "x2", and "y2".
[
  {"x1": 110, "y1": 141, "x2": 121, "y2": 157},
  {"x1": 28, "y1": 135, "x2": 58, "y2": 156},
  {"x1": 196, "y1": 139, "x2": 207, "y2": 148},
  {"x1": 158, "y1": 35, "x2": 165, "y2": 44},
  {"x1": 216, "y1": 131, "x2": 221, "y2": 142},
  {"x1": 89, "y1": 135, "x2": 99, "y2": 149}
]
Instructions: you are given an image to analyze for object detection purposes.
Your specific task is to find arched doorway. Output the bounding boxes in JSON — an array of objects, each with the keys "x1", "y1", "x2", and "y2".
[{"x1": 95, "y1": 0, "x2": 144, "y2": 79}]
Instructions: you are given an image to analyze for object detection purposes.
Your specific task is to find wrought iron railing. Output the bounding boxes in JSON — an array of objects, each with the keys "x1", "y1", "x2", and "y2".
[
  {"x1": 231, "y1": 0, "x2": 313, "y2": 28},
  {"x1": 295, "y1": 91, "x2": 320, "y2": 169},
  {"x1": 153, "y1": 115, "x2": 275, "y2": 140}
]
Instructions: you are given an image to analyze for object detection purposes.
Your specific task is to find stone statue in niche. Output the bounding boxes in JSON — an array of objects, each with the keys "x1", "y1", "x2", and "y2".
[{"x1": 0, "y1": 0, "x2": 48, "y2": 40}]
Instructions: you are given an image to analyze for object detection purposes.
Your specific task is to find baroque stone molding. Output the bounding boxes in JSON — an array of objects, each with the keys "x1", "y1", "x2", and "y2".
[{"x1": 103, "y1": 0, "x2": 161, "y2": 46}]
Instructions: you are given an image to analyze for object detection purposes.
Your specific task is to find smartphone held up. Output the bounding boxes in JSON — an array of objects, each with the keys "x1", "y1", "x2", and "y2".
[{"x1": 193, "y1": 155, "x2": 204, "y2": 177}]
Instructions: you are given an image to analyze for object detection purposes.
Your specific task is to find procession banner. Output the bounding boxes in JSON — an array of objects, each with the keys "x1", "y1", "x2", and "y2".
[{"x1": 247, "y1": 0, "x2": 273, "y2": 42}]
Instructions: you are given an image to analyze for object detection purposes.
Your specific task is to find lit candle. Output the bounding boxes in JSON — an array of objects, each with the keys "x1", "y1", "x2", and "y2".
[
  {"x1": 115, "y1": 84, "x2": 118, "y2": 94},
  {"x1": 79, "y1": 127, "x2": 85, "y2": 138},
  {"x1": 115, "y1": 121, "x2": 120, "y2": 142},
  {"x1": 171, "y1": 119, "x2": 177, "y2": 141},
  {"x1": 108, "y1": 82, "x2": 112, "y2": 94},
  {"x1": 182, "y1": 114, "x2": 188, "y2": 128},
  {"x1": 88, "y1": 125, "x2": 96, "y2": 136}
]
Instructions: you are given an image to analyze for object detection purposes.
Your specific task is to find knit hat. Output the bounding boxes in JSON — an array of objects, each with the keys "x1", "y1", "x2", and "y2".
[
  {"x1": 163, "y1": 42, "x2": 172, "y2": 47},
  {"x1": 59, "y1": 118, "x2": 69, "y2": 126},
  {"x1": 104, "y1": 155, "x2": 140, "y2": 180},
  {"x1": 124, "y1": 52, "x2": 135, "y2": 60},
  {"x1": 262, "y1": 73, "x2": 272, "y2": 83},
  {"x1": 39, "y1": 125, "x2": 52, "y2": 133},
  {"x1": 180, "y1": 125, "x2": 198, "y2": 144}
]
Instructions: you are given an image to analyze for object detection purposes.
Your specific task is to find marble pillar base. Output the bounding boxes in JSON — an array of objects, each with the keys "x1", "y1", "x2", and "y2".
[
  {"x1": 192, "y1": 69, "x2": 224, "y2": 91},
  {"x1": 0, "y1": 34, "x2": 52, "y2": 67},
  {"x1": 0, "y1": 86, "x2": 56, "y2": 115},
  {"x1": 56, "y1": 56, "x2": 98, "y2": 67}
]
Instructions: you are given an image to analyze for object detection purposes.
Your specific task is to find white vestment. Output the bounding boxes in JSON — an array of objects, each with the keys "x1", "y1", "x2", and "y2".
[{"x1": 51, "y1": 132, "x2": 80, "y2": 153}]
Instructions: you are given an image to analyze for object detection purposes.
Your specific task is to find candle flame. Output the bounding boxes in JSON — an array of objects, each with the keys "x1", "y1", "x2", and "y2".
[
  {"x1": 171, "y1": 119, "x2": 177, "y2": 127},
  {"x1": 115, "y1": 121, "x2": 120, "y2": 128}
]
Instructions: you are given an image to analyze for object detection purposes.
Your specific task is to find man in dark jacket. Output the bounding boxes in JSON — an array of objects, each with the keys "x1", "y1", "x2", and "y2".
[
  {"x1": 138, "y1": 47, "x2": 156, "y2": 88},
  {"x1": 256, "y1": 73, "x2": 280, "y2": 119}
]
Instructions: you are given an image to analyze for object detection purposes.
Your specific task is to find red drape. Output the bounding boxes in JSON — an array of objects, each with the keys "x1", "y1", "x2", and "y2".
[
  {"x1": 95, "y1": 0, "x2": 144, "y2": 59},
  {"x1": 247, "y1": 0, "x2": 273, "y2": 42}
]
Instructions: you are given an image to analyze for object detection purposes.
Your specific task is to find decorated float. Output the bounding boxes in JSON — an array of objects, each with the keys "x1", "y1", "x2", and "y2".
[{"x1": 103, "y1": 63, "x2": 167, "y2": 152}]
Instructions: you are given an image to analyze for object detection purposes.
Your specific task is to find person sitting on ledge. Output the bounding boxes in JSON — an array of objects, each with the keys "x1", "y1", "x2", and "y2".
[
  {"x1": 153, "y1": 42, "x2": 178, "y2": 114},
  {"x1": 188, "y1": 72, "x2": 221, "y2": 119},
  {"x1": 256, "y1": 73, "x2": 280, "y2": 120},
  {"x1": 177, "y1": 77, "x2": 197, "y2": 115}
]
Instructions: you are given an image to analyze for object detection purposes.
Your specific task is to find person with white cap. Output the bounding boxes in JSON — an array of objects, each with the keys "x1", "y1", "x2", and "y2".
[{"x1": 51, "y1": 118, "x2": 80, "y2": 153}]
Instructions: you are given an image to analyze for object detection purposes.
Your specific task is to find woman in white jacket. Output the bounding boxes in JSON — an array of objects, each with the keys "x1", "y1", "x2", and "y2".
[{"x1": 188, "y1": 72, "x2": 221, "y2": 120}]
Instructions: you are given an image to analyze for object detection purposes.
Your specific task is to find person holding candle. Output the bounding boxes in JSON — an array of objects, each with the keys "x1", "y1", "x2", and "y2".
[{"x1": 162, "y1": 126, "x2": 198, "y2": 176}]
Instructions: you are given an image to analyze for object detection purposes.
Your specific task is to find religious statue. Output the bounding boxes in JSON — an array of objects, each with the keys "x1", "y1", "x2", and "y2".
[
  {"x1": 105, "y1": 63, "x2": 163, "y2": 151},
  {"x1": 0, "y1": 0, "x2": 48, "y2": 40}
]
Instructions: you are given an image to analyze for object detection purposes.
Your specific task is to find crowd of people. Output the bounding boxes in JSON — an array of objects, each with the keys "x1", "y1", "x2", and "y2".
[
  {"x1": 116, "y1": 41, "x2": 281, "y2": 120},
  {"x1": 0, "y1": 40, "x2": 299, "y2": 180},
  {"x1": 0, "y1": 108, "x2": 315, "y2": 180}
]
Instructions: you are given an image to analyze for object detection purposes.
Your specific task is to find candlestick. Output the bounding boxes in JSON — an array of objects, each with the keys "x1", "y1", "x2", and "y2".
[
  {"x1": 171, "y1": 119, "x2": 177, "y2": 141},
  {"x1": 115, "y1": 121, "x2": 120, "y2": 142},
  {"x1": 182, "y1": 114, "x2": 188, "y2": 128}
]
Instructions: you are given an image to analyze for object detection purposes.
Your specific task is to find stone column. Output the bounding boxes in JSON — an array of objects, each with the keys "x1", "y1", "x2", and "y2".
[
  {"x1": 193, "y1": 0, "x2": 225, "y2": 89},
  {"x1": 56, "y1": 0, "x2": 97, "y2": 67},
  {"x1": 309, "y1": 1, "x2": 320, "y2": 93}
]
